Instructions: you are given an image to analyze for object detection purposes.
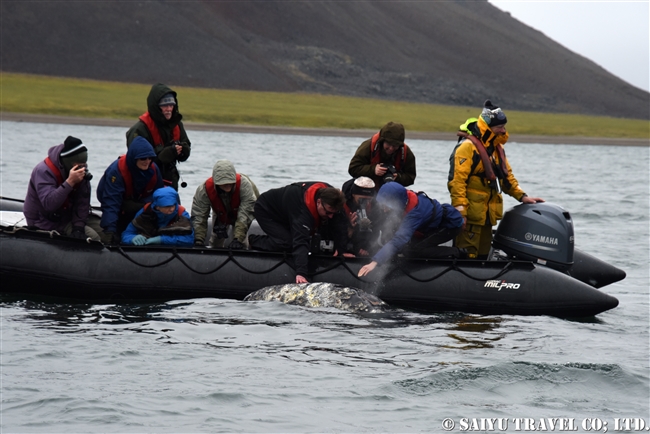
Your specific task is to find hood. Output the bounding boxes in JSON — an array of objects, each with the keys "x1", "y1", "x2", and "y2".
[
  {"x1": 151, "y1": 187, "x2": 180, "y2": 227},
  {"x1": 152, "y1": 186, "x2": 180, "y2": 208},
  {"x1": 376, "y1": 182, "x2": 408, "y2": 212},
  {"x1": 212, "y1": 160, "x2": 237, "y2": 186},
  {"x1": 146, "y1": 83, "x2": 182, "y2": 126},
  {"x1": 46, "y1": 143, "x2": 66, "y2": 172},
  {"x1": 126, "y1": 136, "x2": 157, "y2": 171}
]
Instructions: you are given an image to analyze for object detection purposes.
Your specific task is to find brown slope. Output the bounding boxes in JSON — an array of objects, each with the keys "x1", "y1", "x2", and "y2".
[{"x1": 1, "y1": 0, "x2": 647, "y2": 119}]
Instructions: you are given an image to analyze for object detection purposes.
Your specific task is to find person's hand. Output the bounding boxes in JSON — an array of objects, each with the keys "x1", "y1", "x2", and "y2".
[
  {"x1": 358, "y1": 248, "x2": 369, "y2": 257},
  {"x1": 66, "y1": 164, "x2": 86, "y2": 187},
  {"x1": 145, "y1": 236, "x2": 162, "y2": 245},
  {"x1": 175, "y1": 144, "x2": 183, "y2": 155},
  {"x1": 132, "y1": 235, "x2": 147, "y2": 245},
  {"x1": 342, "y1": 252, "x2": 355, "y2": 258},
  {"x1": 374, "y1": 164, "x2": 388, "y2": 177},
  {"x1": 358, "y1": 261, "x2": 378, "y2": 277},
  {"x1": 296, "y1": 275, "x2": 308, "y2": 284},
  {"x1": 522, "y1": 196, "x2": 545, "y2": 204},
  {"x1": 229, "y1": 239, "x2": 245, "y2": 250},
  {"x1": 349, "y1": 211, "x2": 358, "y2": 227},
  {"x1": 70, "y1": 225, "x2": 86, "y2": 239}
]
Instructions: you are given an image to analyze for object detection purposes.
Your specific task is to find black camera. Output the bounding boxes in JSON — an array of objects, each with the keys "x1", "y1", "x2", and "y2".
[
  {"x1": 213, "y1": 222, "x2": 229, "y2": 239},
  {"x1": 83, "y1": 168, "x2": 93, "y2": 181},
  {"x1": 381, "y1": 164, "x2": 397, "y2": 184}
]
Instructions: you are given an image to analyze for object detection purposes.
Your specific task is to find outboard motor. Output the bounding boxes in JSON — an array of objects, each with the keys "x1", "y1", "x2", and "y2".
[{"x1": 492, "y1": 202, "x2": 574, "y2": 272}]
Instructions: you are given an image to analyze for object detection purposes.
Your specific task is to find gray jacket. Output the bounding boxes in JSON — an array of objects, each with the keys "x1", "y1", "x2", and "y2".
[{"x1": 191, "y1": 160, "x2": 259, "y2": 244}]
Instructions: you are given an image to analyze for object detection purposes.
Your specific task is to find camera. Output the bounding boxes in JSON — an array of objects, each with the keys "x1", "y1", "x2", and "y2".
[
  {"x1": 356, "y1": 198, "x2": 372, "y2": 233},
  {"x1": 381, "y1": 164, "x2": 397, "y2": 184},
  {"x1": 83, "y1": 168, "x2": 93, "y2": 181},
  {"x1": 213, "y1": 222, "x2": 229, "y2": 239}
]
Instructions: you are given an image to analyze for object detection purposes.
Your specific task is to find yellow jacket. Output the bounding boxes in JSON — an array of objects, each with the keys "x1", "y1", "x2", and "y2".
[{"x1": 447, "y1": 117, "x2": 526, "y2": 226}]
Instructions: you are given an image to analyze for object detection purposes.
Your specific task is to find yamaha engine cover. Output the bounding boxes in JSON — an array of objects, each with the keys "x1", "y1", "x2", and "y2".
[{"x1": 493, "y1": 202, "x2": 574, "y2": 271}]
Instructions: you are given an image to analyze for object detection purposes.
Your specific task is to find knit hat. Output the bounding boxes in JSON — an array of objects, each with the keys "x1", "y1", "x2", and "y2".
[
  {"x1": 379, "y1": 122, "x2": 405, "y2": 147},
  {"x1": 60, "y1": 136, "x2": 88, "y2": 163},
  {"x1": 480, "y1": 100, "x2": 507, "y2": 127},
  {"x1": 350, "y1": 177, "x2": 375, "y2": 197},
  {"x1": 158, "y1": 93, "x2": 176, "y2": 106}
]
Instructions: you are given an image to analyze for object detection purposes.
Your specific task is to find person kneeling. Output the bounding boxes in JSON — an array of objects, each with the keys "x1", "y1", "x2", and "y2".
[
  {"x1": 358, "y1": 183, "x2": 465, "y2": 277},
  {"x1": 121, "y1": 187, "x2": 194, "y2": 246}
]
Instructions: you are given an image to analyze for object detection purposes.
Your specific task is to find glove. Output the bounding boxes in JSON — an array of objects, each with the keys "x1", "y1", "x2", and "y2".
[
  {"x1": 145, "y1": 236, "x2": 162, "y2": 245},
  {"x1": 132, "y1": 235, "x2": 147, "y2": 246},
  {"x1": 229, "y1": 239, "x2": 245, "y2": 250},
  {"x1": 70, "y1": 226, "x2": 86, "y2": 239}
]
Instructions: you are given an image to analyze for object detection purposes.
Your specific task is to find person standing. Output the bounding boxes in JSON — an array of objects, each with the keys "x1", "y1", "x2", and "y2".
[
  {"x1": 249, "y1": 182, "x2": 351, "y2": 283},
  {"x1": 348, "y1": 121, "x2": 416, "y2": 189},
  {"x1": 126, "y1": 83, "x2": 191, "y2": 190},
  {"x1": 448, "y1": 100, "x2": 544, "y2": 259},
  {"x1": 24, "y1": 136, "x2": 102, "y2": 241},
  {"x1": 96, "y1": 136, "x2": 164, "y2": 243},
  {"x1": 191, "y1": 160, "x2": 259, "y2": 249}
]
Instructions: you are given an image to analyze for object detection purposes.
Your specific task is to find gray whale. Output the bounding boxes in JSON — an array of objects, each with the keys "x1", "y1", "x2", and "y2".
[{"x1": 244, "y1": 282, "x2": 388, "y2": 314}]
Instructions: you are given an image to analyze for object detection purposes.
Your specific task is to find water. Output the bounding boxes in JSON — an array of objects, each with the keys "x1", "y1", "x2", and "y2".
[{"x1": 1, "y1": 121, "x2": 648, "y2": 432}]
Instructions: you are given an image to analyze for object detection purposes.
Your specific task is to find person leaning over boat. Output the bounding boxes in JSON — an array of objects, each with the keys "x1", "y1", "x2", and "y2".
[
  {"x1": 448, "y1": 100, "x2": 544, "y2": 259},
  {"x1": 358, "y1": 183, "x2": 465, "y2": 277},
  {"x1": 126, "y1": 83, "x2": 191, "y2": 190},
  {"x1": 96, "y1": 136, "x2": 164, "y2": 244},
  {"x1": 191, "y1": 159, "x2": 259, "y2": 249},
  {"x1": 341, "y1": 176, "x2": 377, "y2": 256},
  {"x1": 248, "y1": 182, "x2": 353, "y2": 283},
  {"x1": 24, "y1": 136, "x2": 103, "y2": 241},
  {"x1": 348, "y1": 121, "x2": 416, "y2": 189},
  {"x1": 121, "y1": 187, "x2": 194, "y2": 246}
]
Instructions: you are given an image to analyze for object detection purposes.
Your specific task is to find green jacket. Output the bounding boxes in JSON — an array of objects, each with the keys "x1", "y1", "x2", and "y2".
[{"x1": 126, "y1": 83, "x2": 191, "y2": 190}]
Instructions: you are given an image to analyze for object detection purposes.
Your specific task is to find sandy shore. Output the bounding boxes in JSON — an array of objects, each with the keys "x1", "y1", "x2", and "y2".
[{"x1": 2, "y1": 112, "x2": 648, "y2": 146}]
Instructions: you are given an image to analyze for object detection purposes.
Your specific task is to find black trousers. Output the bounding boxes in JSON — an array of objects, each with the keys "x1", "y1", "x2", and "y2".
[
  {"x1": 248, "y1": 203, "x2": 292, "y2": 252},
  {"x1": 402, "y1": 226, "x2": 463, "y2": 259}
]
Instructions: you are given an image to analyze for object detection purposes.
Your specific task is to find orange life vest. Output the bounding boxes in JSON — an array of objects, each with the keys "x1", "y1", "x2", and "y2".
[
  {"x1": 117, "y1": 155, "x2": 159, "y2": 199},
  {"x1": 139, "y1": 112, "x2": 181, "y2": 147},
  {"x1": 205, "y1": 174, "x2": 242, "y2": 225},
  {"x1": 304, "y1": 182, "x2": 329, "y2": 231}
]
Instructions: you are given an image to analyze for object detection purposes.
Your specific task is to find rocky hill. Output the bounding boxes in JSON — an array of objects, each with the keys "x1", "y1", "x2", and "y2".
[{"x1": 2, "y1": 0, "x2": 648, "y2": 119}]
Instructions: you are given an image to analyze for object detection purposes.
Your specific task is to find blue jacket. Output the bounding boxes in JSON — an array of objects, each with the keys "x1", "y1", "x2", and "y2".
[
  {"x1": 372, "y1": 183, "x2": 463, "y2": 265},
  {"x1": 96, "y1": 137, "x2": 163, "y2": 233},
  {"x1": 122, "y1": 187, "x2": 194, "y2": 246}
]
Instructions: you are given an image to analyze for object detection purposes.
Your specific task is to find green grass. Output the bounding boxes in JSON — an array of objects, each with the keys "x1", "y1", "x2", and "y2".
[{"x1": 1, "y1": 72, "x2": 648, "y2": 138}]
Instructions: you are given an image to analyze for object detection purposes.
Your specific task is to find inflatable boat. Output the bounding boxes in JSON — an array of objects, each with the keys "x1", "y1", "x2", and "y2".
[{"x1": 0, "y1": 197, "x2": 624, "y2": 317}]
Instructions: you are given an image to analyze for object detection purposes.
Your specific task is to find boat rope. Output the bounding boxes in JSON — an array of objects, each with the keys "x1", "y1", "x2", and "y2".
[
  {"x1": 114, "y1": 246, "x2": 290, "y2": 275},
  {"x1": 1, "y1": 225, "x2": 93, "y2": 243}
]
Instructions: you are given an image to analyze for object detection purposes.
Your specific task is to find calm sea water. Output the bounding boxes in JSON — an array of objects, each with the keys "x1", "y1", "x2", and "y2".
[{"x1": 1, "y1": 121, "x2": 648, "y2": 433}]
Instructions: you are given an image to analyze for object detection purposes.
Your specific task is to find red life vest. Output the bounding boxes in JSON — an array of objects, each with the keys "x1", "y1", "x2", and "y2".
[
  {"x1": 369, "y1": 132, "x2": 409, "y2": 171},
  {"x1": 117, "y1": 155, "x2": 159, "y2": 199},
  {"x1": 303, "y1": 182, "x2": 329, "y2": 231},
  {"x1": 139, "y1": 112, "x2": 181, "y2": 147},
  {"x1": 404, "y1": 190, "x2": 419, "y2": 216},
  {"x1": 457, "y1": 131, "x2": 509, "y2": 181},
  {"x1": 205, "y1": 174, "x2": 242, "y2": 225},
  {"x1": 44, "y1": 156, "x2": 72, "y2": 209}
]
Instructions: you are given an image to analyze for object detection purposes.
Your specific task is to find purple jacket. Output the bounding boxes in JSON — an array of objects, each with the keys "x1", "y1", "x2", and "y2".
[{"x1": 24, "y1": 143, "x2": 92, "y2": 231}]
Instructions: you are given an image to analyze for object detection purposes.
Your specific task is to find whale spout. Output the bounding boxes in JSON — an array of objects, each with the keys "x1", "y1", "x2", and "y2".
[{"x1": 244, "y1": 282, "x2": 389, "y2": 313}]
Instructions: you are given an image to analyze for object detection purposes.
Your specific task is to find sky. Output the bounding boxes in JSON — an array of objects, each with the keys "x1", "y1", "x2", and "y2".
[{"x1": 488, "y1": 0, "x2": 650, "y2": 92}]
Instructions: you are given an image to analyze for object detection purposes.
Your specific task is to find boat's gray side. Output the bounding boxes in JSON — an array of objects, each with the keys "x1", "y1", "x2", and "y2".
[{"x1": 0, "y1": 228, "x2": 619, "y2": 317}]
